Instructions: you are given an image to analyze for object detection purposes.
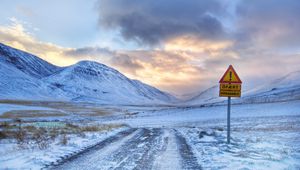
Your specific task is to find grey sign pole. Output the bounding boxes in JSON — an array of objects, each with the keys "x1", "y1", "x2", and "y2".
[
  {"x1": 227, "y1": 96, "x2": 231, "y2": 144},
  {"x1": 227, "y1": 71, "x2": 232, "y2": 144}
]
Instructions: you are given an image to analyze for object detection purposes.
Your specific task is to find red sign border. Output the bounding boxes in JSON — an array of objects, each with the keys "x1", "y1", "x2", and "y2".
[{"x1": 219, "y1": 65, "x2": 242, "y2": 84}]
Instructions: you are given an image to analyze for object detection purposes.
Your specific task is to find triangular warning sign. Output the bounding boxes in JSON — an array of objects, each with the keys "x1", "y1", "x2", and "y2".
[{"x1": 219, "y1": 65, "x2": 242, "y2": 84}]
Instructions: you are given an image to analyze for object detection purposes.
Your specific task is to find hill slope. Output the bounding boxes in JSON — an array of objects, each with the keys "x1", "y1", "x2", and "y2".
[
  {"x1": 0, "y1": 43, "x2": 176, "y2": 104},
  {"x1": 43, "y1": 60, "x2": 176, "y2": 104},
  {"x1": 241, "y1": 71, "x2": 300, "y2": 103}
]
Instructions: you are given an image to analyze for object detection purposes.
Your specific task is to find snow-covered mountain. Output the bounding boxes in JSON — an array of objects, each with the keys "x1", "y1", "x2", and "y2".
[
  {"x1": 0, "y1": 43, "x2": 176, "y2": 104},
  {"x1": 43, "y1": 60, "x2": 175, "y2": 104},
  {"x1": 184, "y1": 71, "x2": 300, "y2": 105},
  {"x1": 241, "y1": 71, "x2": 300, "y2": 103}
]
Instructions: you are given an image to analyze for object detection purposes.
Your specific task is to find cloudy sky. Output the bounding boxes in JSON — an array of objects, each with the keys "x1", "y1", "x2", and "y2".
[{"x1": 1, "y1": 0, "x2": 300, "y2": 95}]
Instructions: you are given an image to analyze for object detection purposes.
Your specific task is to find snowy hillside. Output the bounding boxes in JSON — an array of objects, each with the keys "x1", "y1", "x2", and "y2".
[
  {"x1": 241, "y1": 70, "x2": 300, "y2": 103},
  {"x1": 131, "y1": 80, "x2": 175, "y2": 102},
  {"x1": 0, "y1": 43, "x2": 60, "y2": 78},
  {"x1": 183, "y1": 85, "x2": 221, "y2": 105},
  {"x1": 0, "y1": 43, "x2": 176, "y2": 104},
  {"x1": 0, "y1": 61, "x2": 43, "y2": 99},
  {"x1": 184, "y1": 71, "x2": 300, "y2": 105},
  {"x1": 43, "y1": 61, "x2": 176, "y2": 104}
]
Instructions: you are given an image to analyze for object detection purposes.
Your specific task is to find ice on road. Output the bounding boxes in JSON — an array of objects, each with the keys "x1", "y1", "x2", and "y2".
[{"x1": 48, "y1": 128, "x2": 202, "y2": 170}]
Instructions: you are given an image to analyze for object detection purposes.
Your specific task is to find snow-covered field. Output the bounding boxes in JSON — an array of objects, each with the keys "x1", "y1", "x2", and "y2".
[
  {"x1": 177, "y1": 116, "x2": 300, "y2": 169},
  {"x1": 101, "y1": 100, "x2": 300, "y2": 169},
  {"x1": 0, "y1": 104, "x2": 54, "y2": 115},
  {"x1": 0, "y1": 100, "x2": 299, "y2": 169},
  {"x1": 106, "y1": 100, "x2": 300, "y2": 127}
]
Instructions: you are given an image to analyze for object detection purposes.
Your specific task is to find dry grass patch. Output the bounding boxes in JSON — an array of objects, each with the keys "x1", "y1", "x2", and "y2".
[
  {"x1": 65, "y1": 123, "x2": 125, "y2": 133},
  {"x1": 81, "y1": 109, "x2": 112, "y2": 117},
  {"x1": 0, "y1": 99, "x2": 36, "y2": 105},
  {"x1": 0, "y1": 110, "x2": 66, "y2": 119},
  {"x1": 0, "y1": 100, "x2": 115, "y2": 118},
  {"x1": 0, "y1": 120, "x2": 127, "y2": 149}
]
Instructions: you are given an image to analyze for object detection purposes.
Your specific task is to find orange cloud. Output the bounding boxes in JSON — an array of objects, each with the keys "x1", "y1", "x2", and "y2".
[
  {"x1": 0, "y1": 18, "x2": 77, "y2": 66},
  {"x1": 110, "y1": 49, "x2": 212, "y2": 93},
  {"x1": 164, "y1": 35, "x2": 238, "y2": 59}
]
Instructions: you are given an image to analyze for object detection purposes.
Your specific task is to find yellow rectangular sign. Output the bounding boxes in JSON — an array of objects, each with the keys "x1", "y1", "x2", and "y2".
[
  {"x1": 219, "y1": 90, "x2": 241, "y2": 97},
  {"x1": 220, "y1": 83, "x2": 241, "y2": 91}
]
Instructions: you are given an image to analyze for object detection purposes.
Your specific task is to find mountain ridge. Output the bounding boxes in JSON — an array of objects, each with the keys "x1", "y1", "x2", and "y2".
[
  {"x1": 0, "y1": 43, "x2": 176, "y2": 104},
  {"x1": 1, "y1": 42, "x2": 298, "y2": 105},
  {"x1": 0, "y1": 43, "x2": 61, "y2": 78}
]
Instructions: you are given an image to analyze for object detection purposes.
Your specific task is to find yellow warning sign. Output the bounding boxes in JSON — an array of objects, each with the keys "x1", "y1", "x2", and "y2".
[
  {"x1": 219, "y1": 65, "x2": 242, "y2": 84},
  {"x1": 219, "y1": 65, "x2": 242, "y2": 97}
]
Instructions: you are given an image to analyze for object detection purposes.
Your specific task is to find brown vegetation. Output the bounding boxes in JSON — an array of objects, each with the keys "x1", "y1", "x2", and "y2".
[
  {"x1": 0, "y1": 120, "x2": 126, "y2": 149},
  {"x1": 0, "y1": 110, "x2": 66, "y2": 119},
  {"x1": 0, "y1": 100, "x2": 113, "y2": 119}
]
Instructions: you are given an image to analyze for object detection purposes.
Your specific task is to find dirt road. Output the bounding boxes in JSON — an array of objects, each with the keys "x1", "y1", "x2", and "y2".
[{"x1": 47, "y1": 128, "x2": 201, "y2": 170}]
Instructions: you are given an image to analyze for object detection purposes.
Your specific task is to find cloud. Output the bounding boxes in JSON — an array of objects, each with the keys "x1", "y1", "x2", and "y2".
[
  {"x1": 112, "y1": 50, "x2": 206, "y2": 92},
  {"x1": 110, "y1": 53, "x2": 144, "y2": 75},
  {"x1": 97, "y1": 0, "x2": 300, "y2": 51},
  {"x1": 97, "y1": 0, "x2": 227, "y2": 45},
  {"x1": 106, "y1": 46, "x2": 229, "y2": 93},
  {"x1": 64, "y1": 46, "x2": 114, "y2": 58},
  {"x1": 64, "y1": 47, "x2": 145, "y2": 75},
  {"x1": 235, "y1": 0, "x2": 300, "y2": 49}
]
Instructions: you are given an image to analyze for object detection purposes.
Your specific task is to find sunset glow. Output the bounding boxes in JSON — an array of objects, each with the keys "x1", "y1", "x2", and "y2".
[{"x1": 1, "y1": 0, "x2": 300, "y2": 94}]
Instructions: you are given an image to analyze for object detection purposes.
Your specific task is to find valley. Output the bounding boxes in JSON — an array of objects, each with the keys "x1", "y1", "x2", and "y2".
[{"x1": 0, "y1": 43, "x2": 300, "y2": 169}]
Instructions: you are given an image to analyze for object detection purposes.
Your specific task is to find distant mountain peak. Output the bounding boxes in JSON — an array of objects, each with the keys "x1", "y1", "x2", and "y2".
[
  {"x1": 72, "y1": 60, "x2": 122, "y2": 74},
  {"x1": 76, "y1": 60, "x2": 106, "y2": 67}
]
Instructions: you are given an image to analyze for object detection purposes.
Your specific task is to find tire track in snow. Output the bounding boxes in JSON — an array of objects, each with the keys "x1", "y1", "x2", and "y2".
[
  {"x1": 47, "y1": 128, "x2": 202, "y2": 170},
  {"x1": 100, "y1": 128, "x2": 164, "y2": 169},
  {"x1": 132, "y1": 128, "x2": 165, "y2": 170},
  {"x1": 47, "y1": 128, "x2": 139, "y2": 170},
  {"x1": 175, "y1": 130, "x2": 202, "y2": 170}
]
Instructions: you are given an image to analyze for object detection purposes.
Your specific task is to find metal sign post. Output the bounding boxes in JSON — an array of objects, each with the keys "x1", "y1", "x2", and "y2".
[
  {"x1": 219, "y1": 65, "x2": 242, "y2": 144},
  {"x1": 227, "y1": 96, "x2": 231, "y2": 144}
]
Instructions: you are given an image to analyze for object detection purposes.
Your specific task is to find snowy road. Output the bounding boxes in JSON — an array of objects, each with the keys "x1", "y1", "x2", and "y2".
[
  {"x1": 45, "y1": 114, "x2": 300, "y2": 170},
  {"x1": 48, "y1": 128, "x2": 202, "y2": 170}
]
